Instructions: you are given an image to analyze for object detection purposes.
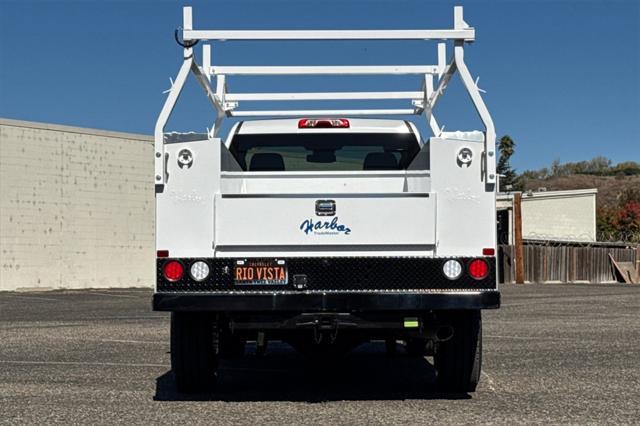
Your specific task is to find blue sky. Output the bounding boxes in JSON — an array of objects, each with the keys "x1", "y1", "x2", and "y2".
[{"x1": 0, "y1": 0, "x2": 638, "y2": 171}]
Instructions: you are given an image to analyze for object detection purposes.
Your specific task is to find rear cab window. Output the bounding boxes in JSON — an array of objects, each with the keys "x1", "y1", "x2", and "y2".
[{"x1": 229, "y1": 132, "x2": 421, "y2": 171}]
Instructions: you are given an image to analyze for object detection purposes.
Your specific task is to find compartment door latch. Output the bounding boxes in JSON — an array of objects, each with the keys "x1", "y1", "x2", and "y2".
[{"x1": 315, "y1": 199, "x2": 336, "y2": 216}]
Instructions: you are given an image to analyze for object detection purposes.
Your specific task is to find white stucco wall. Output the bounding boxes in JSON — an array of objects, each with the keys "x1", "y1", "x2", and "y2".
[
  {"x1": 521, "y1": 190, "x2": 597, "y2": 242},
  {"x1": 0, "y1": 119, "x2": 154, "y2": 291}
]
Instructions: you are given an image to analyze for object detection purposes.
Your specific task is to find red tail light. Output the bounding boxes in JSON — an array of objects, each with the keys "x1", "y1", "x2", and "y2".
[
  {"x1": 298, "y1": 118, "x2": 349, "y2": 128},
  {"x1": 163, "y1": 260, "x2": 184, "y2": 282},
  {"x1": 468, "y1": 259, "x2": 489, "y2": 280},
  {"x1": 482, "y1": 248, "x2": 495, "y2": 256}
]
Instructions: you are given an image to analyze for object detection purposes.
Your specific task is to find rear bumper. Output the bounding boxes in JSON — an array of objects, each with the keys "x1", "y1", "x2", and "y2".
[
  {"x1": 157, "y1": 256, "x2": 497, "y2": 292},
  {"x1": 153, "y1": 291, "x2": 500, "y2": 312}
]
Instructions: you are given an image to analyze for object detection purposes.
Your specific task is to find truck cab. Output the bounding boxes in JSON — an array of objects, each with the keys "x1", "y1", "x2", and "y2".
[{"x1": 153, "y1": 6, "x2": 499, "y2": 394}]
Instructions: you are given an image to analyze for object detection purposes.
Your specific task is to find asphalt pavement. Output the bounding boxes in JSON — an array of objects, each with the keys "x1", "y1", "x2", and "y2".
[{"x1": 0, "y1": 284, "x2": 638, "y2": 424}]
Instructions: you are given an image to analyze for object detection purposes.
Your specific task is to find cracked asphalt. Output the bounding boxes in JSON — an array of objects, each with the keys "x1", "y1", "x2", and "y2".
[{"x1": 0, "y1": 284, "x2": 638, "y2": 424}]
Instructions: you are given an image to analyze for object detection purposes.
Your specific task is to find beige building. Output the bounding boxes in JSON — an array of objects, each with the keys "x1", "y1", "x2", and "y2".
[
  {"x1": 0, "y1": 119, "x2": 155, "y2": 291},
  {"x1": 497, "y1": 188, "x2": 598, "y2": 244}
]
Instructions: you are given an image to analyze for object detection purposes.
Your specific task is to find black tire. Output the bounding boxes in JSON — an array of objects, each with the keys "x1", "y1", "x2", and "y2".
[
  {"x1": 434, "y1": 310, "x2": 482, "y2": 393},
  {"x1": 171, "y1": 312, "x2": 218, "y2": 393}
]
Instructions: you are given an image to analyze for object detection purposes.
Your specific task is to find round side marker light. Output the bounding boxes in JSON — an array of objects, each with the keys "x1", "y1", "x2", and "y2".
[
  {"x1": 443, "y1": 259, "x2": 462, "y2": 280},
  {"x1": 163, "y1": 261, "x2": 184, "y2": 282},
  {"x1": 468, "y1": 259, "x2": 489, "y2": 280},
  {"x1": 190, "y1": 261, "x2": 210, "y2": 282}
]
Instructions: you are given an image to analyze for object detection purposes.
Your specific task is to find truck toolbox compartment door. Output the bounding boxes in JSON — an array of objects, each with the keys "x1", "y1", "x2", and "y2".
[{"x1": 214, "y1": 194, "x2": 435, "y2": 247}]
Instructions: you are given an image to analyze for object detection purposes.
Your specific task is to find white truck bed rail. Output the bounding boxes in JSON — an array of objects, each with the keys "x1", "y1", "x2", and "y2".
[{"x1": 154, "y1": 6, "x2": 496, "y2": 187}]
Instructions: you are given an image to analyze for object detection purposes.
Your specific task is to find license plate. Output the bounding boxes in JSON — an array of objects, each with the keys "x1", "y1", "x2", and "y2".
[{"x1": 234, "y1": 259, "x2": 288, "y2": 285}]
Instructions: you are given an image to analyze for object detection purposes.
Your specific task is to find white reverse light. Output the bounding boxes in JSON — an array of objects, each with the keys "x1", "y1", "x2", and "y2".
[
  {"x1": 190, "y1": 261, "x2": 210, "y2": 281},
  {"x1": 443, "y1": 259, "x2": 462, "y2": 280}
]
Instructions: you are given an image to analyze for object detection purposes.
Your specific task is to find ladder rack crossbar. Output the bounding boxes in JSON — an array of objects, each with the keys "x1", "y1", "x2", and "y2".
[
  {"x1": 230, "y1": 109, "x2": 417, "y2": 117},
  {"x1": 184, "y1": 29, "x2": 475, "y2": 42},
  {"x1": 210, "y1": 65, "x2": 439, "y2": 76},
  {"x1": 225, "y1": 91, "x2": 424, "y2": 102}
]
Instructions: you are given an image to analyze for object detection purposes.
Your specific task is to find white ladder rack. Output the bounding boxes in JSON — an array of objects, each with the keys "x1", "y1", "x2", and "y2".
[{"x1": 154, "y1": 6, "x2": 496, "y2": 187}]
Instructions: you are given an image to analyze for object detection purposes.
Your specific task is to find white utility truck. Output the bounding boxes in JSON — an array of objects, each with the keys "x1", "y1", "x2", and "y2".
[{"x1": 153, "y1": 6, "x2": 500, "y2": 393}]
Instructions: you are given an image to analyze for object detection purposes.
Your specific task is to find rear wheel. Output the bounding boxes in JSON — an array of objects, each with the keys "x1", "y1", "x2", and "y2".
[
  {"x1": 171, "y1": 312, "x2": 218, "y2": 393},
  {"x1": 434, "y1": 310, "x2": 482, "y2": 393}
]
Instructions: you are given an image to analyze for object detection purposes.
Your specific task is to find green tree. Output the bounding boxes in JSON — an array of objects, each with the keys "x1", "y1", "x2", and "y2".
[
  {"x1": 496, "y1": 135, "x2": 521, "y2": 191},
  {"x1": 596, "y1": 206, "x2": 616, "y2": 238}
]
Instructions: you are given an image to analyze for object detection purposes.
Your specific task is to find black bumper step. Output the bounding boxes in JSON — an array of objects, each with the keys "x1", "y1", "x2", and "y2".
[{"x1": 153, "y1": 291, "x2": 500, "y2": 312}]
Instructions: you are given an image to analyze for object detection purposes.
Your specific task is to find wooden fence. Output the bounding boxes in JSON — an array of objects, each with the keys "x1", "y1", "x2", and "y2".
[{"x1": 498, "y1": 242, "x2": 638, "y2": 283}]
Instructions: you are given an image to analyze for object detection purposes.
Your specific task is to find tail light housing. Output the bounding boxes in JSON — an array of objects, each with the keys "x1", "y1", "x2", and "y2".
[
  {"x1": 468, "y1": 258, "x2": 489, "y2": 280},
  {"x1": 163, "y1": 260, "x2": 184, "y2": 282}
]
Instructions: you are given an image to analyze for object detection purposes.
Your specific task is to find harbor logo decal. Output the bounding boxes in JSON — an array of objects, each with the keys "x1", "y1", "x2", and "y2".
[{"x1": 300, "y1": 217, "x2": 351, "y2": 236}]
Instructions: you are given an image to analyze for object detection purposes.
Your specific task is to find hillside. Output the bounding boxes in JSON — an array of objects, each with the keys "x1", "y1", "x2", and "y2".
[{"x1": 522, "y1": 174, "x2": 640, "y2": 210}]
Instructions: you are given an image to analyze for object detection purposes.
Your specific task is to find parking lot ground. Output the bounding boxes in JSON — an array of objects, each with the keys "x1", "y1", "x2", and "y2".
[{"x1": 0, "y1": 284, "x2": 639, "y2": 424}]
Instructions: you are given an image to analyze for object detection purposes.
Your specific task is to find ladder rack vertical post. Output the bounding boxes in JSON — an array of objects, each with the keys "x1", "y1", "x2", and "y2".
[
  {"x1": 183, "y1": 7, "x2": 192, "y2": 32},
  {"x1": 437, "y1": 43, "x2": 446, "y2": 79},
  {"x1": 453, "y1": 41, "x2": 496, "y2": 185},
  {"x1": 202, "y1": 45, "x2": 211, "y2": 83}
]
